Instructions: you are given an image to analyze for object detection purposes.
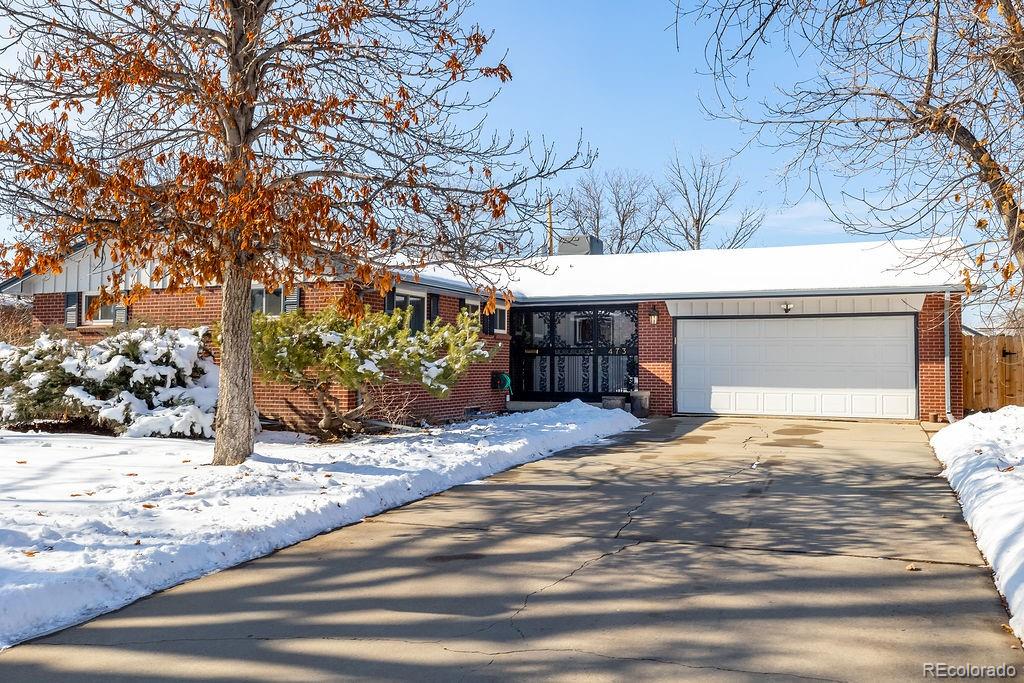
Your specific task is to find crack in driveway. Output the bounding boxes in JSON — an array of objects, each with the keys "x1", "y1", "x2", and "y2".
[
  {"x1": 614, "y1": 492, "x2": 655, "y2": 538},
  {"x1": 508, "y1": 540, "x2": 644, "y2": 639}
]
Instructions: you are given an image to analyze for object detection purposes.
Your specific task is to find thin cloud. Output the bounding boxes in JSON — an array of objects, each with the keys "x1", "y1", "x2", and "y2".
[{"x1": 761, "y1": 201, "x2": 846, "y2": 234}]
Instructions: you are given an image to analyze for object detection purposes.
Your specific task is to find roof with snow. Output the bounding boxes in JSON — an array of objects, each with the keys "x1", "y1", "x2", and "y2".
[
  {"x1": 492, "y1": 238, "x2": 967, "y2": 303},
  {"x1": 0, "y1": 238, "x2": 967, "y2": 302},
  {"x1": 0, "y1": 293, "x2": 31, "y2": 309}
]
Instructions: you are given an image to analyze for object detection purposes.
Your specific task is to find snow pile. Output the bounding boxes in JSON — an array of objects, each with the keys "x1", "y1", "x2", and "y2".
[
  {"x1": 0, "y1": 293, "x2": 31, "y2": 309},
  {"x1": 0, "y1": 400, "x2": 640, "y2": 649},
  {"x1": 0, "y1": 327, "x2": 217, "y2": 437},
  {"x1": 931, "y1": 406, "x2": 1024, "y2": 637}
]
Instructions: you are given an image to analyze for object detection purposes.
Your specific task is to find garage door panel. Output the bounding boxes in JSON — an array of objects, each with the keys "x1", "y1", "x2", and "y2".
[
  {"x1": 675, "y1": 315, "x2": 916, "y2": 419},
  {"x1": 734, "y1": 392, "x2": 761, "y2": 412},
  {"x1": 820, "y1": 318, "x2": 851, "y2": 337},
  {"x1": 679, "y1": 366, "x2": 707, "y2": 390},
  {"x1": 733, "y1": 366, "x2": 759, "y2": 385},
  {"x1": 882, "y1": 395, "x2": 912, "y2": 418},
  {"x1": 731, "y1": 320, "x2": 760, "y2": 338},
  {"x1": 787, "y1": 319, "x2": 818, "y2": 337},
  {"x1": 734, "y1": 345, "x2": 762, "y2": 363},
  {"x1": 709, "y1": 392, "x2": 734, "y2": 412},
  {"x1": 680, "y1": 343, "x2": 707, "y2": 363},
  {"x1": 821, "y1": 394, "x2": 849, "y2": 414},
  {"x1": 708, "y1": 345, "x2": 732, "y2": 363},
  {"x1": 680, "y1": 320, "x2": 707, "y2": 338},
  {"x1": 791, "y1": 393, "x2": 819, "y2": 414},
  {"x1": 678, "y1": 390, "x2": 708, "y2": 412},
  {"x1": 763, "y1": 319, "x2": 789, "y2": 337},
  {"x1": 879, "y1": 343, "x2": 912, "y2": 364},
  {"x1": 708, "y1": 366, "x2": 732, "y2": 385},
  {"x1": 763, "y1": 392, "x2": 789, "y2": 413}
]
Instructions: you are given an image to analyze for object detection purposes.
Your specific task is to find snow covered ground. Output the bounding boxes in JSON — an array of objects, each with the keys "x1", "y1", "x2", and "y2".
[
  {"x1": 931, "y1": 406, "x2": 1024, "y2": 638},
  {"x1": 0, "y1": 400, "x2": 639, "y2": 649}
]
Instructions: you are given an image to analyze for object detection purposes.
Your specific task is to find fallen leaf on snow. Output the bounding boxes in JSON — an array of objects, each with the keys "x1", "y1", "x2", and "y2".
[
  {"x1": 124, "y1": 473, "x2": 138, "y2": 477},
  {"x1": 22, "y1": 550, "x2": 37, "y2": 557},
  {"x1": 15, "y1": 460, "x2": 26, "y2": 464},
  {"x1": 134, "y1": 540, "x2": 141, "y2": 546},
  {"x1": 905, "y1": 563, "x2": 921, "y2": 572},
  {"x1": 141, "y1": 503, "x2": 157, "y2": 509}
]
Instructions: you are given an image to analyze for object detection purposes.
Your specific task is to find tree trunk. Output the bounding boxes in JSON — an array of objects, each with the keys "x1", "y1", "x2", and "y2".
[{"x1": 212, "y1": 263, "x2": 256, "y2": 465}]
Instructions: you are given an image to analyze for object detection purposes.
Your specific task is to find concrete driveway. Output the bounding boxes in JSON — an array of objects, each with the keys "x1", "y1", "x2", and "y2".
[{"x1": 1, "y1": 417, "x2": 1020, "y2": 681}]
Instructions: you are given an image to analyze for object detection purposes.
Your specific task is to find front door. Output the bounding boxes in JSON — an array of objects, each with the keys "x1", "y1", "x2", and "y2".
[{"x1": 511, "y1": 306, "x2": 638, "y2": 401}]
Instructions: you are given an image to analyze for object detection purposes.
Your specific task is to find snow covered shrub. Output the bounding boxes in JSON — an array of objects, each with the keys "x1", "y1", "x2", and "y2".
[
  {"x1": 251, "y1": 305, "x2": 491, "y2": 433},
  {"x1": 0, "y1": 326, "x2": 218, "y2": 437},
  {"x1": 0, "y1": 334, "x2": 87, "y2": 423}
]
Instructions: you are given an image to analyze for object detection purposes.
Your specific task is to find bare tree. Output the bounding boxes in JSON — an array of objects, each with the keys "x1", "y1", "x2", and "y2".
[
  {"x1": 658, "y1": 152, "x2": 763, "y2": 250},
  {"x1": 560, "y1": 169, "x2": 663, "y2": 253},
  {"x1": 0, "y1": 0, "x2": 589, "y2": 463},
  {"x1": 685, "y1": 0, "x2": 1024, "y2": 319}
]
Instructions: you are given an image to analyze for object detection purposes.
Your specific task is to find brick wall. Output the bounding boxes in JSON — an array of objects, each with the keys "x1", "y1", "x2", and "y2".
[
  {"x1": 130, "y1": 288, "x2": 222, "y2": 327},
  {"x1": 32, "y1": 292, "x2": 68, "y2": 329},
  {"x1": 637, "y1": 300, "x2": 673, "y2": 415},
  {"x1": 33, "y1": 283, "x2": 510, "y2": 431},
  {"x1": 918, "y1": 292, "x2": 964, "y2": 421}
]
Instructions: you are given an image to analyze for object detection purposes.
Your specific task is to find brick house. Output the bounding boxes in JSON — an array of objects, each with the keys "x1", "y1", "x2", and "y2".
[{"x1": 0, "y1": 238, "x2": 966, "y2": 427}]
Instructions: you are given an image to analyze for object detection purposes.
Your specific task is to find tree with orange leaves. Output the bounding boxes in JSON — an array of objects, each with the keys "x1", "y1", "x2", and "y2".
[{"x1": 0, "y1": 0, "x2": 588, "y2": 464}]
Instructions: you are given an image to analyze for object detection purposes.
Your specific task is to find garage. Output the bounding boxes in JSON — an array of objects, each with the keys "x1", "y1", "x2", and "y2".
[{"x1": 674, "y1": 315, "x2": 917, "y2": 419}]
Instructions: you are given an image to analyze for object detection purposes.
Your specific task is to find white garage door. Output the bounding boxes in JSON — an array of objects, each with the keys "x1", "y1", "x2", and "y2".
[{"x1": 675, "y1": 316, "x2": 917, "y2": 419}]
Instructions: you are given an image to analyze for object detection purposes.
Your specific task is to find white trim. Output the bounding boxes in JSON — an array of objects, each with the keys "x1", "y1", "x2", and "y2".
[
  {"x1": 82, "y1": 292, "x2": 115, "y2": 325},
  {"x1": 250, "y1": 286, "x2": 284, "y2": 317},
  {"x1": 493, "y1": 303, "x2": 507, "y2": 334}
]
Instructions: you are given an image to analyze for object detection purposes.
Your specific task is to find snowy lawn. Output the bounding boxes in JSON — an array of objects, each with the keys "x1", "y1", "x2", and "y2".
[
  {"x1": 0, "y1": 400, "x2": 639, "y2": 649},
  {"x1": 931, "y1": 406, "x2": 1024, "y2": 638}
]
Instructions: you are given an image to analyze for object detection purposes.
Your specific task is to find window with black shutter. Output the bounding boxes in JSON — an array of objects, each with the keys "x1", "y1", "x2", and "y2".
[
  {"x1": 481, "y1": 311, "x2": 496, "y2": 335},
  {"x1": 427, "y1": 293, "x2": 440, "y2": 322},
  {"x1": 283, "y1": 288, "x2": 301, "y2": 313},
  {"x1": 391, "y1": 292, "x2": 426, "y2": 332},
  {"x1": 64, "y1": 292, "x2": 79, "y2": 329}
]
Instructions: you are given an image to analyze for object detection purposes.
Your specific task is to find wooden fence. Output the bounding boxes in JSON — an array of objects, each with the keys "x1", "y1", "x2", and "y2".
[{"x1": 963, "y1": 335, "x2": 1024, "y2": 413}]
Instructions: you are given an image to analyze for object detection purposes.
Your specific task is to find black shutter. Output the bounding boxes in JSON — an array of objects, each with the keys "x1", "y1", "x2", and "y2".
[
  {"x1": 64, "y1": 292, "x2": 79, "y2": 329},
  {"x1": 457, "y1": 297, "x2": 466, "y2": 311},
  {"x1": 384, "y1": 290, "x2": 396, "y2": 313},
  {"x1": 427, "y1": 293, "x2": 440, "y2": 321},
  {"x1": 482, "y1": 311, "x2": 496, "y2": 335},
  {"x1": 283, "y1": 288, "x2": 301, "y2": 313},
  {"x1": 113, "y1": 303, "x2": 128, "y2": 324}
]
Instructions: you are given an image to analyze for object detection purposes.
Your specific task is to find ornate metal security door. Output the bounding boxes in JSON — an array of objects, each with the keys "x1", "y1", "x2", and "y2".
[{"x1": 510, "y1": 305, "x2": 638, "y2": 401}]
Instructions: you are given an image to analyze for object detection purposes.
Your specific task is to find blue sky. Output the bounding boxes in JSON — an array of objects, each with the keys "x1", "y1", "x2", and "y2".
[{"x1": 464, "y1": 1, "x2": 864, "y2": 247}]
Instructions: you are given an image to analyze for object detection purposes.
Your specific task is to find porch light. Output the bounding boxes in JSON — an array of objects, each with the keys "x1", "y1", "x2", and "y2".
[
  {"x1": 780, "y1": 302, "x2": 794, "y2": 314},
  {"x1": 648, "y1": 306, "x2": 659, "y2": 326}
]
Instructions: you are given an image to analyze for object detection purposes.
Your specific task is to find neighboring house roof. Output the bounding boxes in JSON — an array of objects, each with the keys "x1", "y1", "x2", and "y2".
[
  {"x1": 0, "y1": 292, "x2": 32, "y2": 309},
  {"x1": 1, "y1": 237, "x2": 968, "y2": 302}
]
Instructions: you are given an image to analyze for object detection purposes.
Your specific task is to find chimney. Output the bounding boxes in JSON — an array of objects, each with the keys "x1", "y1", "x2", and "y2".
[{"x1": 557, "y1": 235, "x2": 604, "y2": 256}]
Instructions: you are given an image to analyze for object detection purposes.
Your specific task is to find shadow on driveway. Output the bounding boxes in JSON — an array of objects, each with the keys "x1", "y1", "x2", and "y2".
[{"x1": 1, "y1": 416, "x2": 1018, "y2": 681}]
